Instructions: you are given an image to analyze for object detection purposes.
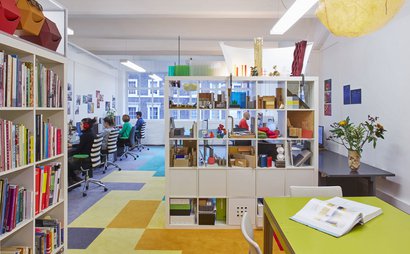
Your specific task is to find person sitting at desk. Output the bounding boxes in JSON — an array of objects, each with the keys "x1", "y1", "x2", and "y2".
[
  {"x1": 117, "y1": 114, "x2": 132, "y2": 155},
  {"x1": 68, "y1": 117, "x2": 97, "y2": 187},
  {"x1": 134, "y1": 111, "x2": 145, "y2": 136},
  {"x1": 101, "y1": 116, "x2": 115, "y2": 151},
  {"x1": 238, "y1": 111, "x2": 250, "y2": 130}
]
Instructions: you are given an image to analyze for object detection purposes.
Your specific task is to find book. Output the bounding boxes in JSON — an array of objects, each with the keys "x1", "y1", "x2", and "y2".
[
  {"x1": 290, "y1": 198, "x2": 382, "y2": 237},
  {"x1": 293, "y1": 149, "x2": 312, "y2": 167}
]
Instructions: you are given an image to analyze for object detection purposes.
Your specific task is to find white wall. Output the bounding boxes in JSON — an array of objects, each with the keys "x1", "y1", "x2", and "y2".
[
  {"x1": 67, "y1": 44, "x2": 120, "y2": 123},
  {"x1": 319, "y1": 2, "x2": 410, "y2": 213}
]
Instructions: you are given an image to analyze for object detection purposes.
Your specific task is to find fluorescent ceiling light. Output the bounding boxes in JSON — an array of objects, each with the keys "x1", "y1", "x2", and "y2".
[
  {"x1": 67, "y1": 27, "x2": 74, "y2": 36},
  {"x1": 270, "y1": 0, "x2": 318, "y2": 35},
  {"x1": 120, "y1": 60, "x2": 146, "y2": 73},
  {"x1": 149, "y1": 74, "x2": 163, "y2": 82}
]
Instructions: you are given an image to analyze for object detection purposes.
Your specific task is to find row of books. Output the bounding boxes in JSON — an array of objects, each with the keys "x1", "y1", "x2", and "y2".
[
  {"x1": 0, "y1": 51, "x2": 34, "y2": 108},
  {"x1": 0, "y1": 179, "x2": 32, "y2": 235},
  {"x1": 35, "y1": 114, "x2": 62, "y2": 161},
  {"x1": 35, "y1": 163, "x2": 62, "y2": 215},
  {"x1": 0, "y1": 119, "x2": 34, "y2": 172},
  {"x1": 37, "y1": 64, "x2": 62, "y2": 108},
  {"x1": 35, "y1": 217, "x2": 64, "y2": 254}
]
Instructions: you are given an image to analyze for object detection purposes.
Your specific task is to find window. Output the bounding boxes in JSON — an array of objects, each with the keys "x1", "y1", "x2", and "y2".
[
  {"x1": 148, "y1": 103, "x2": 161, "y2": 119},
  {"x1": 128, "y1": 79, "x2": 138, "y2": 95},
  {"x1": 129, "y1": 107, "x2": 138, "y2": 119}
]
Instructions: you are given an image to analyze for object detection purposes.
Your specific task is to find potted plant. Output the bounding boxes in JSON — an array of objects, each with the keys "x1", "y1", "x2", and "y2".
[{"x1": 327, "y1": 115, "x2": 386, "y2": 171}]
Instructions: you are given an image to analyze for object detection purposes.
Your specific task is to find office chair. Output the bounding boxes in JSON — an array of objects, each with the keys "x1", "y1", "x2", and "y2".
[
  {"x1": 136, "y1": 122, "x2": 149, "y2": 151},
  {"x1": 102, "y1": 129, "x2": 122, "y2": 173},
  {"x1": 289, "y1": 186, "x2": 343, "y2": 197},
  {"x1": 72, "y1": 135, "x2": 108, "y2": 197},
  {"x1": 119, "y1": 126, "x2": 139, "y2": 161},
  {"x1": 241, "y1": 212, "x2": 262, "y2": 254}
]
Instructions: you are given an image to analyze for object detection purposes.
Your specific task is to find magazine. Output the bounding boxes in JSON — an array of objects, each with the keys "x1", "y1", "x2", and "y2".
[{"x1": 290, "y1": 197, "x2": 382, "y2": 237}]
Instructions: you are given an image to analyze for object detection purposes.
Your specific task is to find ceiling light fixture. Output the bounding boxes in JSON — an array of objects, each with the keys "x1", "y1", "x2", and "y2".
[
  {"x1": 149, "y1": 74, "x2": 163, "y2": 82},
  {"x1": 270, "y1": 0, "x2": 318, "y2": 35},
  {"x1": 120, "y1": 60, "x2": 146, "y2": 73},
  {"x1": 67, "y1": 27, "x2": 74, "y2": 36}
]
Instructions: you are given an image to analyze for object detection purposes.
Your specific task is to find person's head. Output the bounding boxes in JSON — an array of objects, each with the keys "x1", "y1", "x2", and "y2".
[
  {"x1": 122, "y1": 114, "x2": 130, "y2": 123},
  {"x1": 243, "y1": 111, "x2": 250, "y2": 120},
  {"x1": 81, "y1": 117, "x2": 97, "y2": 132},
  {"x1": 136, "y1": 111, "x2": 142, "y2": 119},
  {"x1": 103, "y1": 117, "x2": 114, "y2": 128}
]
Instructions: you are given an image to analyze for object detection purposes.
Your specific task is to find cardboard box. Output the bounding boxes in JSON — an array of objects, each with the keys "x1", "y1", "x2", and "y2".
[
  {"x1": 0, "y1": 0, "x2": 21, "y2": 35},
  {"x1": 302, "y1": 129, "x2": 313, "y2": 138},
  {"x1": 173, "y1": 158, "x2": 189, "y2": 167},
  {"x1": 289, "y1": 127, "x2": 302, "y2": 138},
  {"x1": 234, "y1": 158, "x2": 248, "y2": 167}
]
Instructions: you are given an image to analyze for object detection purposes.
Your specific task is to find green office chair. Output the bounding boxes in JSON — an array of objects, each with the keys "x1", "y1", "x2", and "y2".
[{"x1": 72, "y1": 135, "x2": 108, "y2": 197}]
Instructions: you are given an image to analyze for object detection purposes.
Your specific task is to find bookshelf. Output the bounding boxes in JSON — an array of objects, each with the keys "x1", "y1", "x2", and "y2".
[
  {"x1": 165, "y1": 76, "x2": 318, "y2": 228},
  {"x1": 0, "y1": 32, "x2": 66, "y2": 252}
]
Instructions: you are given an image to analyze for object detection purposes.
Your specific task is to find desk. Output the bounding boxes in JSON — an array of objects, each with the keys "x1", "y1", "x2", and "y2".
[
  {"x1": 263, "y1": 197, "x2": 410, "y2": 254},
  {"x1": 319, "y1": 150, "x2": 395, "y2": 196}
]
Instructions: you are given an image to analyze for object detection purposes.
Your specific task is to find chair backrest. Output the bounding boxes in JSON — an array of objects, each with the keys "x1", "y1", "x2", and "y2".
[
  {"x1": 241, "y1": 212, "x2": 262, "y2": 254},
  {"x1": 289, "y1": 186, "x2": 343, "y2": 197},
  {"x1": 139, "y1": 122, "x2": 146, "y2": 139},
  {"x1": 107, "y1": 129, "x2": 119, "y2": 154},
  {"x1": 90, "y1": 135, "x2": 103, "y2": 168},
  {"x1": 129, "y1": 126, "x2": 136, "y2": 147}
]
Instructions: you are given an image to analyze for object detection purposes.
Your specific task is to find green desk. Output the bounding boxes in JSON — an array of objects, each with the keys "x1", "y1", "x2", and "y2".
[{"x1": 263, "y1": 197, "x2": 410, "y2": 254}]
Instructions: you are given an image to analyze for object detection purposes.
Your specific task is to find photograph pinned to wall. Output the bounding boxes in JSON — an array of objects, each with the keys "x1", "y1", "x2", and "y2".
[
  {"x1": 324, "y1": 104, "x2": 332, "y2": 116},
  {"x1": 67, "y1": 102, "x2": 71, "y2": 114},
  {"x1": 96, "y1": 90, "x2": 100, "y2": 101},
  {"x1": 105, "y1": 101, "x2": 110, "y2": 111},
  {"x1": 82, "y1": 95, "x2": 87, "y2": 104},
  {"x1": 76, "y1": 95, "x2": 81, "y2": 105},
  {"x1": 351, "y1": 89, "x2": 362, "y2": 104},
  {"x1": 88, "y1": 102, "x2": 94, "y2": 113},
  {"x1": 100, "y1": 94, "x2": 104, "y2": 101},
  {"x1": 87, "y1": 94, "x2": 93, "y2": 103},
  {"x1": 75, "y1": 105, "x2": 80, "y2": 115},
  {"x1": 343, "y1": 84, "x2": 351, "y2": 105},
  {"x1": 112, "y1": 96, "x2": 116, "y2": 109},
  {"x1": 324, "y1": 79, "x2": 331, "y2": 91},
  {"x1": 67, "y1": 91, "x2": 72, "y2": 102},
  {"x1": 97, "y1": 100, "x2": 100, "y2": 109},
  {"x1": 325, "y1": 92, "x2": 332, "y2": 103}
]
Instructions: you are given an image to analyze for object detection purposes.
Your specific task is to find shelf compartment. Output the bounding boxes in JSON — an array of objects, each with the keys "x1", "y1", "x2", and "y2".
[
  {"x1": 169, "y1": 110, "x2": 197, "y2": 139},
  {"x1": 287, "y1": 80, "x2": 315, "y2": 109},
  {"x1": 227, "y1": 109, "x2": 256, "y2": 137},
  {"x1": 169, "y1": 170, "x2": 197, "y2": 197},
  {"x1": 257, "y1": 140, "x2": 285, "y2": 169},
  {"x1": 227, "y1": 170, "x2": 255, "y2": 197},
  {"x1": 198, "y1": 139, "x2": 227, "y2": 167},
  {"x1": 287, "y1": 140, "x2": 313, "y2": 168},
  {"x1": 255, "y1": 169, "x2": 285, "y2": 197},
  {"x1": 287, "y1": 110, "x2": 314, "y2": 139},
  {"x1": 169, "y1": 198, "x2": 197, "y2": 226},
  {"x1": 169, "y1": 140, "x2": 197, "y2": 167},
  {"x1": 198, "y1": 170, "x2": 227, "y2": 197},
  {"x1": 0, "y1": 219, "x2": 33, "y2": 241},
  {"x1": 257, "y1": 109, "x2": 286, "y2": 139},
  {"x1": 228, "y1": 140, "x2": 256, "y2": 168}
]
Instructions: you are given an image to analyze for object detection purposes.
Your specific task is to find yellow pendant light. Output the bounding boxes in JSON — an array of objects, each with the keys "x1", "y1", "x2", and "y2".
[{"x1": 316, "y1": 0, "x2": 404, "y2": 37}]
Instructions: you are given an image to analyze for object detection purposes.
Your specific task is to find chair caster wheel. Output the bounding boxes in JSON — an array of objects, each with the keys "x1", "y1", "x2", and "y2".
[
  {"x1": 83, "y1": 193, "x2": 87, "y2": 197},
  {"x1": 118, "y1": 169, "x2": 122, "y2": 171},
  {"x1": 104, "y1": 188, "x2": 108, "y2": 192},
  {"x1": 103, "y1": 171, "x2": 106, "y2": 174},
  {"x1": 134, "y1": 158, "x2": 136, "y2": 160},
  {"x1": 86, "y1": 186, "x2": 89, "y2": 190}
]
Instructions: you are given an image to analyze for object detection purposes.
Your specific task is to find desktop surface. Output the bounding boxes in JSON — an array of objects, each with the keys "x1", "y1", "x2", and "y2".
[{"x1": 264, "y1": 197, "x2": 410, "y2": 254}]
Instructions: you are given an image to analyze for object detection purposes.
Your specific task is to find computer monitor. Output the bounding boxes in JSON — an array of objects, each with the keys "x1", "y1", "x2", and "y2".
[
  {"x1": 76, "y1": 122, "x2": 81, "y2": 135},
  {"x1": 318, "y1": 125, "x2": 324, "y2": 148}
]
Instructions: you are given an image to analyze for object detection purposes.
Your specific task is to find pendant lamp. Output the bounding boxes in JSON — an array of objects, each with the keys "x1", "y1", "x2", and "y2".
[{"x1": 316, "y1": 0, "x2": 404, "y2": 37}]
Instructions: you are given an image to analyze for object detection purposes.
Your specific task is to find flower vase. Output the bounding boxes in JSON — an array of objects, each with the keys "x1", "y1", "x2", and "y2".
[{"x1": 348, "y1": 150, "x2": 361, "y2": 171}]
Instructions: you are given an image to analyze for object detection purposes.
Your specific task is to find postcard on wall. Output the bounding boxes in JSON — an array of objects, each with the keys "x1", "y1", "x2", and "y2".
[
  {"x1": 96, "y1": 90, "x2": 100, "y2": 101},
  {"x1": 88, "y1": 102, "x2": 94, "y2": 113},
  {"x1": 87, "y1": 94, "x2": 93, "y2": 103},
  {"x1": 325, "y1": 91, "x2": 332, "y2": 103},
  {"x1": 324, "y1": 104, "x2": 332, "y2": 116},
  {"x1": 343, "y1": 85, "x2": 351, "y2": 105},
  {"x1": 75, "y1": 105, "x2": 80, "y2": 115},
  {"x1": 112, "y1": 96, "x2": 116, "y2": 109},
  {"x1": 324, "y1": 79, "x2": 332, "y2": 91},
  {"x1": 82, "y1": 95, "x2": 87, "y2": 104},
  {"x1": 105, "y1": 101, "x2": 111, "y2": 111},
  {"x1": 67, "y1": 102, "x2": 71, "y2": 115},
  {"x1": 351, "y1": 89, "x2": 362, "y2": 104},
  {"x1": 67, "y1": 92, "x2": 72, "y2": 102},
  {"x1": 97, "y1": 100, "x2": 100, "y2": 109},
  {"x1": 76, "y1": 95, "x2": 81, "y2": 106}
]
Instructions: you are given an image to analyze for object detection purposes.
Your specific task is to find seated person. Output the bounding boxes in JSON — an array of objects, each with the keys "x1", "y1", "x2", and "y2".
[
  {"x1": 238, "y1": 111, "x2": 250, "y2": 130},
  {"x1": 117, "y1": 114, "x2": 132, "y2": 155},
  {"x1": 68, "y1": 117, "x2": 97, "y2": 187},
  {"x1": 134, "y1": 111, "x2": 145, "y2": 138},
  {"x1": 101, "y1": 116, "x2": 115, "y2": 151}
]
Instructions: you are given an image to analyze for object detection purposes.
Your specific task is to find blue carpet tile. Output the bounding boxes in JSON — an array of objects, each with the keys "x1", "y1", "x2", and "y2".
[{"x1": 68, "y1": 228, "x2": 104, "y2": 249}]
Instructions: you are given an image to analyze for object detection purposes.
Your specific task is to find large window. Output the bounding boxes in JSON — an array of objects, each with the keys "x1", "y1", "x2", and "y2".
[{"x1": 127, "y1": 73, "x2": 165, "y2": 120}]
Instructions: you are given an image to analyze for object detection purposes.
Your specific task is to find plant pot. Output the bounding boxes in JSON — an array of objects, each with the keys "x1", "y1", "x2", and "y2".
[{"x1": 348, "y1": 150, "x2": 361, "y2": 171}]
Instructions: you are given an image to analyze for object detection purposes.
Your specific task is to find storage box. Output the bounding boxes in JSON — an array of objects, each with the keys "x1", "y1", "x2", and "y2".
[
  {"x1": 173, "y1": 158, "x2": 189, "y2": 167},
  {"x1": 302, "y1": 129, "x2": 313, "y2": 138},
  {"x1": 234, "y1": 158, "x2": 248, "y2": 167},
  {"x1": 17, "y1": 0, "x2": 45, "y2": 36},
  {"x1": 289, "y1": 127, "x2": 302, "y2": 138},
  {"x1": 227, "y1": 198, "x2": 255, "y2": 226},
  {"x1": 21, "y1": 17, "x2": 61, "y2": 51},
  {"x1": 198, "y1": 212, "x2": 216, "y2": 225},
  {"x1": 174, "y1": 65, "x2": 190, "y2": 76},
  {"x1": 0, "y1": 0, "x2": 21, "y2": 35},
  {"x1": 170, "y1": 214, "x2": 196, "y2": 225},
  {"x1": 216, "y1": 198, "x2": 226, "y2": 221}
]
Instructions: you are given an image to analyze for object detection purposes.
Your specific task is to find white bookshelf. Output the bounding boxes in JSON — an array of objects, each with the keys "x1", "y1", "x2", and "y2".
[{"x1": 0, "y1": 32, "x2": 67, "y2": 252}]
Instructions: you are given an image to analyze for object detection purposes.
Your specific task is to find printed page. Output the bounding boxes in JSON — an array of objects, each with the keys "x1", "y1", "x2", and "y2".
[
  {"x1": 326, "y1": 197, "x2": 382, "y2": 223},
  {"x1": 291, "y1": 198, "x2": 362, "y2": 237}
]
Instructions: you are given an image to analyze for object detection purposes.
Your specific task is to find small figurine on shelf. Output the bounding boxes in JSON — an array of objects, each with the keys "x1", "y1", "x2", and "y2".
[
  {"x1": 209, "y1": 131, "x2": 215, "y2": 138},
  {"x1": 217, "y1": 124, "x2": 227, "y2": 138},
  {"x1": 250, "y1": 66, "x2": 258, "y2": 76},
  {"x1": 269, "y1": 65, "x2": 280, "y2": 76}
]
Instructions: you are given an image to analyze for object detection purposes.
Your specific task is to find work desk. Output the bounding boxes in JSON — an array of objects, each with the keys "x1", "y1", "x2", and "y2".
[
  {"x1": 263, "y1": 197, "x2": 410, "y2": 254},
  {"x1": 319, "y1": 150, "x2": 395, "y2": 196}
]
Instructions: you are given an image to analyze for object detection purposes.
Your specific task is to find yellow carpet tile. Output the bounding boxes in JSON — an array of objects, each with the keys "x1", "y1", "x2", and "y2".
[
  {"x1": 85, "y1": 228, "x2": 144, "y2": 254},
  {"x1": 108, "y1": 200, "x2": 161, "y2": 228},
  {"x1": 135, "y1": 229, "x2": 276, "y2": 254},
  {"x1": 147, "y1": 201, "x2": 166, "y2": 229}
]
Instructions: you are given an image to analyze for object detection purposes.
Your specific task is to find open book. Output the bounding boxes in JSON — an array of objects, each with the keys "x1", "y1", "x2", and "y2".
[{"x1": 290, "y1": 197, "x2": 382, "y2": 237}]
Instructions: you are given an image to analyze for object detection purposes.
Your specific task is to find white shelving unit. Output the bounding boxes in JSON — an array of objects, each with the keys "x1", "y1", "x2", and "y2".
[
  {"x1": 165, "y1": 75, "x2": 318, "y2": 228},
  {"x1": 0, "y1": 32, "x2": 67, "y2": 251}
]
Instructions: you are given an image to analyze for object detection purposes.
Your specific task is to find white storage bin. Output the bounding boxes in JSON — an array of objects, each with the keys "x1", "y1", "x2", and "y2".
[{"x1": 227, "y1": 198, "x2": 255, "y2": 225}]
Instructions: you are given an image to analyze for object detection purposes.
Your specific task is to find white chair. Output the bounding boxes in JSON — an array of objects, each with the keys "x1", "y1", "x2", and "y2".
[
  {"x1": 241, "y1": 212, "x2": 262, "y2": 254},
  {"x1": 289, "y1": 186, "x2": 343, "y2": 197}
]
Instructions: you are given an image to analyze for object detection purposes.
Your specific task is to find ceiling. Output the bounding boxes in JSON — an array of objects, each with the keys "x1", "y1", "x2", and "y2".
[{"x1": 57, "y1": 0, "x2": 329, "y2": 58}]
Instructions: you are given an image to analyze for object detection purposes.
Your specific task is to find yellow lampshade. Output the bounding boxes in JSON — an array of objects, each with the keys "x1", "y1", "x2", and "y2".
[{"x1": 316, "y1": 0, "x2": 404, "y2": 37}]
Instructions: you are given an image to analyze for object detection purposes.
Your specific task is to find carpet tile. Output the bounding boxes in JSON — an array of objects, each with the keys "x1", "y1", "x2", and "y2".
[
  {"x1": 68, "y1": 228, "x2": 104, "y2": 249},
  {"x1": 108, "y1": 200, "x2": 161, "y2": 228}
]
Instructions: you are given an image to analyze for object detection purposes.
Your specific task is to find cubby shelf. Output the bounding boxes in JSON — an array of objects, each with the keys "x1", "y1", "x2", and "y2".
[{"x1": 165, "y1": 76, "x2": 318, "y2": 228}]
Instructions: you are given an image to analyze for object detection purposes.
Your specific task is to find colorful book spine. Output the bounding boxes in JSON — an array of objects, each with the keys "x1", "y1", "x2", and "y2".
[
  {"x1": 35, "y1": 115, "x2": 62, "y2": 160},
  {"x1": 35, "y1": 163, "x2": 61, "y2": 214},
  {"x1": 36, "y1": 64, "x2": 62, "y2": 108},
  {"x1": 35, "y1": 217, "x2": 63, "y2": 253}
]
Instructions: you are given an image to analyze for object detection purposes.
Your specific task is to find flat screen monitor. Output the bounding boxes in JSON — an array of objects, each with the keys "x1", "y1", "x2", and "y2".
[
  {"x1": 318, "y1": 125, "x2": 324, "y2": 148},
  {"x1": 76, "y1": 122, "x2": 81, "y2": 135}
]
